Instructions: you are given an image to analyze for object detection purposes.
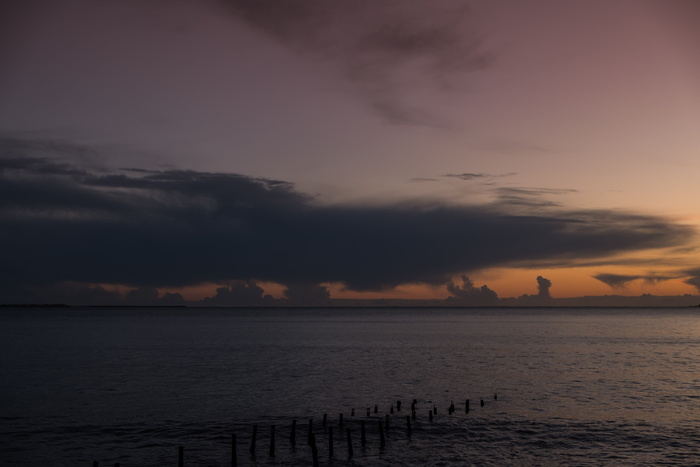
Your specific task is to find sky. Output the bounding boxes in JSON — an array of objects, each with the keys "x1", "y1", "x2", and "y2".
[{"x1": 2, "y1": 0, "x2": 700, "y2": 305}]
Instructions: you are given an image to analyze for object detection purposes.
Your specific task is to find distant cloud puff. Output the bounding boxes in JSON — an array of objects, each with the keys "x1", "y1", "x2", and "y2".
[{"x1": 0, "y1": 138, "x2": 695, "y2": 302}]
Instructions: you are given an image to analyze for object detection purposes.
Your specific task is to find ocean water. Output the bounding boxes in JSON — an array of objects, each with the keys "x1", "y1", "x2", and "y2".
[{"x1": 1, "y1": 307, "x2": 700, "y2": 466}]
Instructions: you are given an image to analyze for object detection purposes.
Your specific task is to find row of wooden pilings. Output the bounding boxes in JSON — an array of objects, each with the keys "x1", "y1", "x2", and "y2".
[{"x1": 91, "y1": 394, "x2": 497, "y2": 466}]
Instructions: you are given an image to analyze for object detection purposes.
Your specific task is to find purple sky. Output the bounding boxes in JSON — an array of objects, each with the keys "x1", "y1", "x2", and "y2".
[{"x1": 2, "y1": 0, "x2": 700, "y2": 304}]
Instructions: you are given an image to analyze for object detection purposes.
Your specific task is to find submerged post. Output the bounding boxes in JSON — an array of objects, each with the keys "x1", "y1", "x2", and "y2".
[
  {"x1": 385, "y1": 414, "x2": 390, "y2": 432},
  {"x1": 378, "y1": 421, "x2": 386, "y2": 449},
  {"x1": 231, "y1": 433, "x2": 237, "y2": 467},
  {"x1": 466, "y1": 399, "x2": 470, "y2": 413},
  {"x1": 429, "y1": 409, "x2": 433, "y2": 422},
  {"x1": 323, "y1": 413, "x2": 327, "y2": 426},
  {"x1": 269, "y1": 425, "x2": 275, "y2": 456},
  {"x1": 307, "y1": 419, "x2": 313, "y2": 445},
  {"x1": 339, "y1": 413, "x2": 344, "y2": 426},
  {"x1": 328, "y1": 426, "x2": 334, "y2": 457},
  {"x1": 178, "y1": 446, "x2": 184, "y2": 467},
  {"x1": 361, "y1": 420, "x2": 366, "y2": 446},
  {"x1": 310, "y1": 432, "x2": 319, "y2": 467},
  {"x1": 406, "y1": 415, "x2": 411, "y2": 437},
  {"x1": 290, "y1": 419, "x2": 297, "y2": 446},
  {"x1": 250, "y1": 425, "x2": 257, "y2": 455},
  {"x1": 346, "y1": 428, "x2": 353, "y2": 458}
]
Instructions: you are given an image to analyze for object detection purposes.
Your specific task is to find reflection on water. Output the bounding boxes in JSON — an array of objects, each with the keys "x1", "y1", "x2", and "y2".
[{"x1": 1, "y1": 307, "x2": 700, "y2": 465}]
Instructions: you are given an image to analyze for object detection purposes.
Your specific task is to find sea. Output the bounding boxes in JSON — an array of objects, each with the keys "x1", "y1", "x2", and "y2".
[{"x1": 1, "y1": 306, "x2": 700, "y2": 466}]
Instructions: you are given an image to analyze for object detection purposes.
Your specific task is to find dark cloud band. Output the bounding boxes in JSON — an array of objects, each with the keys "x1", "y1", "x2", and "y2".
[{"x1": 0, "y1": 139, "x2": 695, "y2": 299}]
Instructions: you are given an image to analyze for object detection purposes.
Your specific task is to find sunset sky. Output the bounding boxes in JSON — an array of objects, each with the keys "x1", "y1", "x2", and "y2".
[{"x1": 2, "y1": 0, "x2": 700, "y2": 304}]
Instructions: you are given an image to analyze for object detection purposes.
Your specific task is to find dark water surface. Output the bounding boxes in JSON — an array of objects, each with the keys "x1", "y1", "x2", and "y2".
[{"x1": 1, "y1": 307, "x2": 700, "y2": 465}]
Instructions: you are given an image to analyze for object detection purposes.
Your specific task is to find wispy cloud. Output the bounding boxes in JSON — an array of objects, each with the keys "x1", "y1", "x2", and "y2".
[{"x1": 220, "y1": 0, "x2": 491, "y2": 127}]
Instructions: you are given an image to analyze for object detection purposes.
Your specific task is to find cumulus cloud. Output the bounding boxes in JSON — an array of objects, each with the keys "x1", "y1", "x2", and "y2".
[
  {"x1": 446, "y1": 275, "x2": 498, "y2": 305},
  {"x1": 200, "y1": 281, "x2": 273, "y2": 306},
  {"x1": 536, "y1": 276, "x2": 552, "y2": 299},
  {"x1": 1, "y1": 138, "x2": 696, "y2": 303},
  {"x1": 220, "y1": 0, "x2": 490, "y2": 127}
]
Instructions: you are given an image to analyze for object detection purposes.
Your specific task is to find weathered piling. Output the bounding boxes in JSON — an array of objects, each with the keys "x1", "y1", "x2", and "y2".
[
  {"x1": 378, "y1": 421, "x2": 386, "y2": 449},
  {"x1": 290, "y1": 420, "x2": 297, "y2": 446},
  {"x1": 366, "y1": 407, "x2": 370, "y2": 417},
  {"x1": 465, "y1": 399, "x2": 470, "y2": 413},
  {"x1": 361, "y1": 420, "x2": 366, "y2": 446},
  {"x1": 412, "y1": 409, "x2": 416, "y2": 420},
  {"x1": 397, "y1": 400, "x2": 402, "y2": 411},
  {"x1": 433, "y1": 404, "x2": 437, "y2": 415},
  {"x1": 178, "y1": 446, "x2": 184, "y2": 467},
  {"x1": 390, "y1": 404, "x2": 394, "y2": 414},
  {"x1": 346, "y1": 429, "x2": 353, "y2": 458},
  {"x1": 231, "y1": 433, "x2": 237, "y2": 467},
  {"x1": 429, "y1": 409, "x2": 433, "y2": 421},
  {"x1": 323, "y1": 413, "x2": 327, "y2": 426},
  {"x1": 480, "y1": 399, "x2": 484, "y2": 407},
  {"x1": 385, "y1": 414, "x2": 390, "y2": 432},
  {"x1": 494, "y1": 393, "x2": 498, "y2": 400},
  {"x1": 307, "y1": 419, "x2": 313, "y2": 445},
  {"x1": 93, "y1": 462, "x2": 98, "y2": 467},
  {"x1": 374, "y1": 404, "x2": 378, "y2": 414},
  {"x1": 250, "y1": 425, "x2": 257, "y2": 455},
  {"x1": 328, "y1": 426, "x2": 334, "y2": 457},
  {"x1": 406, "y1": 415, "x2": 412, "y2": 436},
  {"x1": 269, "y1": 426, "x2": 275, "y2": 456},
  {"x1": 310, "y1": 432, "x2": 319, "y2": 467},
  {"x1": 351, "y1": 408, "x2": 355, "y2": 416},
  {"x1": 339, "y1": 413, "x2": 344, "y2": 426}
]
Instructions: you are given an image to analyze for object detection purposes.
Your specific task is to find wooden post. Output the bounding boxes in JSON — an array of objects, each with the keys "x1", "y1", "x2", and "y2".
[
  {"x1": 93, "y1": 462, "x2": 98, "y2": 467},
  {"x1": 494, "y1": 393, "x2": 498, "y2": 400},
  {"x1": 385, "y1": 414, "x2": 390, "y2": 432},
  {"x1": 310, "y1": 432, "x2": 319, "y2": 467},
  {"x1": 390, "y1": 404, "x2": 394, "y2": 414},
  {"x1": 366, "y1": 407, "x2": 370, "y2": 417},
  {"x1": 307, "y1": 419, "x2": 313, "y2": 445},
  {"x1": 323, "y1": 413, "x2": 327, "y2": 426},
  {"x1": 351, "y1": 408, "x2": 355, "y2": 416},
  {"x1": 429, "y1": 409, "x2": 433, "y2": 422},
  {"x1": 397, "y1": 400, "x2": 401, "y2": 411},
  {"x1": 374, "y1": 404, "x2": 378, "y2": 414},
  {"x1": 346, "y1": 428, "x2": 353, "y2": 458},
  {"x1": 339, "y1": 413, "x2": 343, "y2": 426},
  {"x1": 290, "y1": 419, "x2": 297, "y2": 446},
  {"x1": 361, "y1": 420, "x2": 366, "y2": 446},
  {"x1": 328, "y1": 426, "x2": 334, "y2": 457},
  {"x1": 406, "y1": 415, "x2": 411, "y2": 437},
  {"x1": 433, "y1": 404, "x2": 437, "y2": 415},
  {"x1": 231, "y1": 433, "x2": 237, "y2": 467},
  {"x1": 250, "y1": 425, "x2": 257, "y2": 455},
  {"x1": 480, "y1": 399, "x2": 484, "y2": 407},
  {"x1": 178, "y1": 446, "x2": 184, "y2": 467},
  {"x1": 269, "y1": 425, "x2": 275, "y2": 456},
  {"x1": 378, "y1": 421, "x2": 385, "y2": 449},
  {"x1": 465, "y1": 399, "x2": 470, "y2": 413}
]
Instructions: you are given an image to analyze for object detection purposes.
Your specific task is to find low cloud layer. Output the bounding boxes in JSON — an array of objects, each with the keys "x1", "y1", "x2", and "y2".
[
  {"x1": 593, "y1": 273, "x2": 678, "y2": 289},
  {"x1": 1, "y1": 138, "x2": 695, "y2": 302}
]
